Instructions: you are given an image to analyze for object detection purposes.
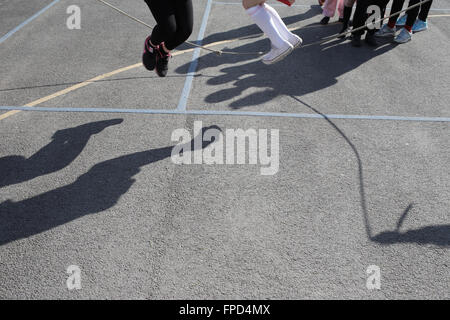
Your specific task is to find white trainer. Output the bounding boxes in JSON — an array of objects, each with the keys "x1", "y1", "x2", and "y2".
[
  {"x1": 262, "y1": 42, "x2": 293, "y2": 65},
  {"x1": 375, "y1": 24, "x2": 396, "y2": 37},
  {"x1": 394, "y1": 28, "x2": 412, "y2": 43},
  {"x1": 287, "y1": 34, "x2": 303, "y2": 49}
]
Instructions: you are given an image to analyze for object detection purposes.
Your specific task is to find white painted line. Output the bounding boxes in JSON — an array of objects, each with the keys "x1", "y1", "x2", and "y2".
[
  {"x1": 1, "y1": 106, "x2": 450, "y2": 123},
  {"x1": 212, "y1": 1, "x2": 313, "y2": 8},
  {"x1": 0, "y1": 0, "x2": 61, "y2": 45},
  {"x1": 177, "y1": 0, "x2": 214, "y2": 111},
  {"x1": 212, "y1": 1, "x2": 450, "y2": 11}
]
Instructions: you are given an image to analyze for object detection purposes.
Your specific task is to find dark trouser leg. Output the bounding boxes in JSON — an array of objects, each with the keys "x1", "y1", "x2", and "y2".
[
  {"x1": 144, "y1": 0, "x2": 177, "y2": 46},
  {"x1": 405, "y1": 0, "x2": 421, "y2": 27},
  {"x1": 353, "y1": 0, "x2": 388, "y2": 36},
  {"x1": 342, "y1": 5, "x2": 353, "y2": 29},
  {"x1": 352, "y1": 0, "x2": 371, "y2": 36},
  {"x1": 164, "y1": 0, "x2": 193, "y2": 50},
  {"x1": 377, "y1": 0, "x2": 390, "y2": 24},
  {"x1": 388, "y1": 0, "x2": 406, "y2": 26},
  {"x1": 418, "y1": 0, "x2": 433, "y2": 21}
]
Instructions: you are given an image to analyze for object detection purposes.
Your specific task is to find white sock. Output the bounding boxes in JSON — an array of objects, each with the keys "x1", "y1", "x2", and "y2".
[
  {"x1": 246, "y1": 5, "x2": 289, "y2": 49},
  {"x1": 263, "y1": 3, "x2": 295, "y2": 41}
]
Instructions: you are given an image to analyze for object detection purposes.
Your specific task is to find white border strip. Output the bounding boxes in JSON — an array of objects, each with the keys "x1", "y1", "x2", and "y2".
[
  {"x1": 177, "y1": 0, "x2": 214, "y2": 111},
  {"x1": 212, "y1": 1, "x2": 450, "y2": 11},
  {"x1": 1, "y1": 106, "x2": 450, "y2": 122},
  {"x1": 0, "y1": 0, "x2": 61, "y2": 44},
  {"x1": 212, "y1": 1, "x2": 313, "y2": 8}
]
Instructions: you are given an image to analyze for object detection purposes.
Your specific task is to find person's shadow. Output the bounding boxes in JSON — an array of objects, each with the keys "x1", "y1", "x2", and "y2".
[
  {"x1": 177, "y1": 6, "x2": 320, "y2": 70},
  {"x1": 176, "y1": 13, "x2": 396, "y2": 109},
  {"x1": 177, "y1": 5, "x2": 321, "y2": 53},
  {"x1": 205, "y1": 5, "x2": 320, "y2": 45},
  {"x1": 0, "y1": 125, "x2": 220, "y2": 245},
  {"x1": 0, "y1": 119, "x2": 124, "y2": 188}
]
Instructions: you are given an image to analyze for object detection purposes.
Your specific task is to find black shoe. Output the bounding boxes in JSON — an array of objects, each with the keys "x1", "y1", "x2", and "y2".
[
  {"x1": 320, "y1": 16, "x2": 330, "y2": 25},
  {"x1": 351, "y1": 34, "x2": 362, "y2": 47},
  {"x1": 365, "y1": 33, "x2": 378, "y2": 47},
  {"x1": 155, "y1": 44, "x2": 171, "y2": 77},
  {"x1": 338, "y1": 26, "x2": 349, "y2": 38},
  {"x1": 142, "y1": 36, "x2": 158, "y2": 71}
]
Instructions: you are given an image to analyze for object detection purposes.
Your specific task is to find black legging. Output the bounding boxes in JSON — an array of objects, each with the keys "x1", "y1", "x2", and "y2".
[
  {"x1": 387, "y1": 0, "x2": 433, "y2": 27},
  {"x1": 144, "y1": 0, "x2": 193, "y2": 50},
  {"x1": 418, "y1": 0, "x2": 433, "y2": 21},
  {"x1": 352, "y1": 0, "x2": 389, "y2": 36}
]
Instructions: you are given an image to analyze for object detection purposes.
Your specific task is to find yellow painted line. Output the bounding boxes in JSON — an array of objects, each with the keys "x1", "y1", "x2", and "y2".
[
  {"x1": 0, "y1": 110, "x2": 21, "y2": 120},
  {"x1": 24, "y1": 63, "x2": 143, "y2": 107},
  {"x1": 0, "y1": 62, "x2": 138, "y2": 120},
  {"x1": 0, "y1": 50, "x2": 197, "y2": 121},
  {"x1": 0, "y1": 33, "x2": 262, "y2": 121},
  {"x1": 428, "y1": 14, "x2": 450, "y2": 18}
]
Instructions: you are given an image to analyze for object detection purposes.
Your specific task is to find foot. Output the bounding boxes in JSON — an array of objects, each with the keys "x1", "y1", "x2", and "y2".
[
  {"x1": 375, "y1": 24, "x2": 396, "y2": 37},
  {"x1": 394, "y1": 28, "x2": 412, "y2": 44},
  {"x1": 320, "y1": 16, "x2": 330, "y2": 25},
  {"x1": 412, "y1": 19, "x2": 428, "y2": 33},
  {"x1": 338, "y1": 25, "x2": 349, "y2": 38},
  {"x1": 287, "y1": 34, "x2": 303, "y2": 49},
  {"x1": 365, "y1": 33, "x2": 378, "y2": 46},
  {"x1": 155, "y1": 43, "x2": 171, "y2": 77},
  {"x1": 262, "y1": 42, "x2": 293, "y2": 65},
  {"x1": 396, "y1": 14, "x2": 407, "y2": 26},
  {"x1": 351, "y1": 34, "x2": 362, "y2": 47},
  {"x1": 142, "y1": 36, "x2": 158, "y2": 71}
]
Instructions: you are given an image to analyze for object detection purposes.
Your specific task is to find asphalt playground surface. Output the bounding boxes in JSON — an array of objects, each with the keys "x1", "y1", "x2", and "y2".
[{"x1": 0, "y1": 0, "x2": 449, "y2": 299}]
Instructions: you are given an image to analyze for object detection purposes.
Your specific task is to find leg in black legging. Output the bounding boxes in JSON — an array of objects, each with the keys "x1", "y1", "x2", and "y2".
[
  {"x1": 369, "y1": 0, "x2": 390, "y2": 33},
  {"x1": 341, "y1": 5, "x2": 353, "y2": 30},
  {"x1": 167, "y1": 0, "x2": 193, "y2": 50},
  {"x1": 377, "y1": 0, "x2": 390, "y2": 24},
  {"x1": 388, "y1": 0, "x2": 406, "y2": 26},
  {"x1": 144, "y1": 0, "x2": 193, "y2": 50},
  {"x1": 405, "y1": 0, "x2": 421, "y2": 27},
  {"x1": 352, "y1": 0, "x2": 371, "y2": 36},
  {"x1": 418, "y1": 0, "x2": 433, "y2": 21},
  {"x1": 146, "y1": 0, "x2": 176, "y2": 46},
  {"x1": 352, "y1": 0, "x2": 388, "y2": 37}
]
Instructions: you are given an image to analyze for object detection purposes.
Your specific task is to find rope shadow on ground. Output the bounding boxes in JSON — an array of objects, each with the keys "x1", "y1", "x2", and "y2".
[
  {"x1": 291, "y1": 96, "x2": 450, "y2": 247},
  {"x1": 0, "y1": 75, "x2": 205, "y2": 93}
]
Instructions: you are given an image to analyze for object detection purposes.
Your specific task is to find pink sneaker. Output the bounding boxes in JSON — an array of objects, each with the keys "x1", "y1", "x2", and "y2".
[{"x1": 142, "y1": 36, "x2": 158, "y2": 71}]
